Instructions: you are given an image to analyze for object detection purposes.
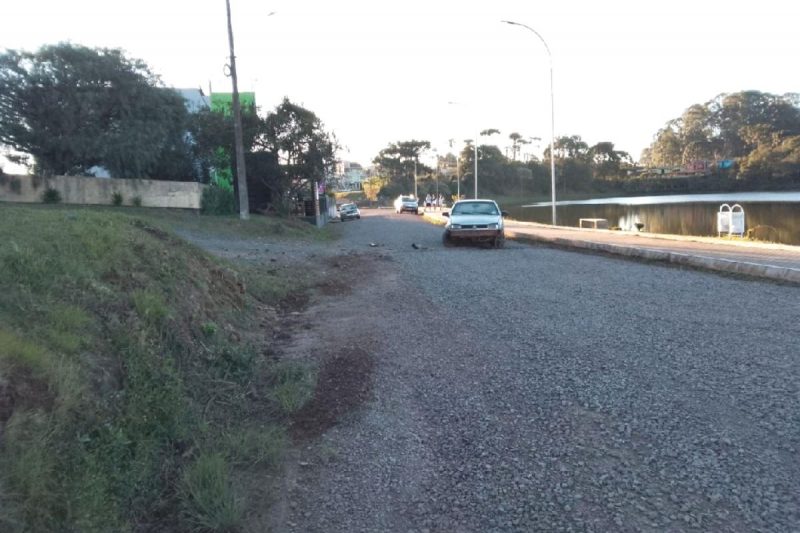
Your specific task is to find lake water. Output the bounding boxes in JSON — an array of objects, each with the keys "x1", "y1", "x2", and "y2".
[{"x1": 508, "y1": 191, "x2": 800, "y2": 246}]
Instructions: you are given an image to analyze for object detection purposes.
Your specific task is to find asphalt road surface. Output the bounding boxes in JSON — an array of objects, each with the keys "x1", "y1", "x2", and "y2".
[{"x1": 282, "y1": 208, "x2": 800, "y2": 532}]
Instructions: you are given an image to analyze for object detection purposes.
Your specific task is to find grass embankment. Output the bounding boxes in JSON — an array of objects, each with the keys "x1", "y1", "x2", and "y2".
[{"x1": 0, "y1": 205, "x2": 322, "y2": 531}]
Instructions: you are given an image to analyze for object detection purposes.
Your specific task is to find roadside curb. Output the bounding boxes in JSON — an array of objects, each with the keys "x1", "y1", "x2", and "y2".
[
  {"x1": 505, "y1": 230, "x2": 800, "y2": 284},
  {"x1": 422, "y1": 212, "x2": 800, "y2": 284}
]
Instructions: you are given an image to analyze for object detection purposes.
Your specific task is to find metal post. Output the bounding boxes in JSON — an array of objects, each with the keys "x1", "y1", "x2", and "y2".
[
  {"x1": 474, "y1": 133, "x2": 478, "y2": 199},
  {"x1": 435, "y1": 159, "x2": 439, "y2": 199},
  {"x1": 456, "y1": 155, "x2": 460, "y2": 199},
  {"x1": 313, "y1": 181, "x2": 321, "y2": 227},
  {"x1": 447, "y1": 102, "x2": 477, "y2": 199},
  {"x1": 548, "y1": 61, "x2": 556, "y2": 225},
  {"x1": 414, "y1": 159, "x2": 417, "y2": 198},
  {"x1": 225, "y1": 0, "x2": 249, "y2": 219},
  {"x1": 502, "y1": 20, "x2": 556, "y2": 225}
]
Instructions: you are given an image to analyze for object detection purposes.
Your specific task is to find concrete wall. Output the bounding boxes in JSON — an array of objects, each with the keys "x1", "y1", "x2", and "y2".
[{"x1": 0, "y1": 174, "x2": 205, "y2": 209}]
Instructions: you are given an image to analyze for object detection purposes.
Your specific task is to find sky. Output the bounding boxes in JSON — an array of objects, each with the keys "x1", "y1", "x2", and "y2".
[{"x1": 3, "y1": 0, "x2": 800, "y2": 171}]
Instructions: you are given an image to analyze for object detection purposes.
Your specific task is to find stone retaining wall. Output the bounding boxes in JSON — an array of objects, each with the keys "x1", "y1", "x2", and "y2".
[{"x1": 0, "y1": 174, "x2": 205, "y2": 209}]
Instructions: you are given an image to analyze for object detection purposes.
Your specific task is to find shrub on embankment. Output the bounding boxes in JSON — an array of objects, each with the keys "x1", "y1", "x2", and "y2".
[{"x1": 0, "y1": 205, "x2": 313, "y2": 531}]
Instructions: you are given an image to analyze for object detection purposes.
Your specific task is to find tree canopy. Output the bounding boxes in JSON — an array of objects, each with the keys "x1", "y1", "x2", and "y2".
[
  {"x1": 0, "y1": 43, "x2": 193, "y2": 178},
  {"x1": 641, "y1": 90, "x2": 800, "y2": 178},
  {"x1": 371, "y1": 140, "x2": 431, "y2": 196},
  {"x1": 256, "y1": 98, "x2": 338, "y2": 202}
]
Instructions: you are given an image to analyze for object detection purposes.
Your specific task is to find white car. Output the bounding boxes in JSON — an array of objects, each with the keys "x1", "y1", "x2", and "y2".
[
  {"x1": 442, "y1": 199, "x2": 508, "y2": 248},
  {"x1": 393, "y1": 195, "x2": 418, "y2": 214},
  {"x1": 339, "y1": 203, "x2": 361, "y2": 221}
]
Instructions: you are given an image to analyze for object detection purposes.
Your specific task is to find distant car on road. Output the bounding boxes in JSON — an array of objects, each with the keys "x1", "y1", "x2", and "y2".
[
  {"x1": 339, "y1": 203, "x2": 361, "y2": 221},
  {"x1": 394, "y1": 195, "x2": 418, "y2": 214},
  {"x1": 442, "y1": 199, "x2": 508, "y2": 248}
]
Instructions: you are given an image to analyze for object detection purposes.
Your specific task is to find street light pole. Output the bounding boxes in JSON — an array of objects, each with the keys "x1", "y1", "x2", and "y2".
[
  {"x1": 448, "y1": 101, "x2": 478, "y2": 200},
  {"x1": 450, "y1": 139, "x2": 460, "y2": 200},
  {"x1": 473, "y1": 132, "x2": 478, "y2": 199},
  {"x1": 225, "y1": 0, "x2": 249, "y2": 219},
  {"x1": 502, "y1": 20, "x2": 557, "y2": 225},
  {"x1": 414, "y1": 159, "x2": 417, "y2": 199},
  {"x1": 456, "y1": 155, "x2": 460, "y2": 199}
]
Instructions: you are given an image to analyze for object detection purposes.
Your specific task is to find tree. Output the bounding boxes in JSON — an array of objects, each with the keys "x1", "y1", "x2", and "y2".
[
  {"x1": 259, "y1": 98, "x2": 338, "y2": 202},
  {"x1": 545, "y1": 135, "x2": 589, "y2": 160},
  {"x1": 0, "y1": 44, "x2": 193, "y2": 178},
  {"x1": 508, "y1": 132, "x2": 533, "y2": 161},
  {"x1": 188, "y1": 105, "x2": 261, "y2": 185},
  {"x1": 371, "y1": 140, "x2": 431, "y2": 195},
  {"x1": 642, "y1": 91, "x2": 800, "y2": 175},
  {"x1": 362, "y1": 175, "x2": 388, "y2": 205},
  {"x1": 642, "y1": 126, "x2": 683, "y2": 167},
  {"x1": 588, "y1": 142, "x2": 631, "y2": 180}
]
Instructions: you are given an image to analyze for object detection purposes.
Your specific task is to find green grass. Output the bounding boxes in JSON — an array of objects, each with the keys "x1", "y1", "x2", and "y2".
[
  {"x1": 0, "y1": 203, "x2": 321, "y2": 531},
  {"x1": 270, "y1": 360, "x2": 316, "y2": 415},
  {"x1": 180, "y1": 453, "x2": 243, "y2": 532},
  {"x1": 221, "y1": 426, "x2": 287, "y2": 468}
]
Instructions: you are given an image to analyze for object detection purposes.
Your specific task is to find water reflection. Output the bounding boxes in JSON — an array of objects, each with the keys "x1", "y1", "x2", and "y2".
[{"x1": 508, "y1": 200, "x2": 800, "y2": 246}]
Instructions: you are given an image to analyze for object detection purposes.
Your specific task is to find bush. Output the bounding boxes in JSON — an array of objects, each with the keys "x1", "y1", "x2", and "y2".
[
  {"x1": 111, "y1": 192, "x2": 124, "y2": 206},
  {"x1": 201, "y1": 186, "x2": 236, "y2": 215},
  {"x1": 131, "y1": 195, "x2": 142, "y2": 207},
  {"x1": 41, "y1": 188, "x2": 62, "y2": 204}
]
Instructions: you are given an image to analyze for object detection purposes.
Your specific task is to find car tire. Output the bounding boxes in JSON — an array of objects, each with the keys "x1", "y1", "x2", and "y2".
[
  {"x1": 493, "y1": 234, "x2": 505, "y2": 249},
  {"x1": 443, "y1": 233, "x2": 454, "y2": 247}
]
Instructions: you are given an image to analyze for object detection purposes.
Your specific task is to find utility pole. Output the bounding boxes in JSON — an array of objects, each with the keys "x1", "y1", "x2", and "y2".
[
  {"x1": 225, "y1": 0, "x2": 249, "y2": 219},
  {"x1": 413, "y1": 159, "x2": 417, "y2": 198},
  {"x1": 474, "y1": 132, "x2": 478, "y2": 199}
]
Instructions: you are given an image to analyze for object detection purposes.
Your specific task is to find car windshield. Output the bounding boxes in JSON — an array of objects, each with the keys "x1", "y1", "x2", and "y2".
[
  {"x1": 451, "y1": 202, "x2": 499, "y2": 216},
  {"x1": 341, "y1": 204, "x2": 355, "y2": 211},
  {"x1": 401, "y1": 197, "x2": 415, "y2": 202}
]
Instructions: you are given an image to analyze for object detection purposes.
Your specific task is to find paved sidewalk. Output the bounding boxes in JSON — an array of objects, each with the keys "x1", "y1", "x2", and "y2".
[{"x1": 421, "y1": 211, "x2": 800, "y2": 284}]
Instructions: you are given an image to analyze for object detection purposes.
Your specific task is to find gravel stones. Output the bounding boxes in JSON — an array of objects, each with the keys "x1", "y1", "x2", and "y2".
[{"x1": 280, "y1": 210, "x2": 800, "y2": 532}]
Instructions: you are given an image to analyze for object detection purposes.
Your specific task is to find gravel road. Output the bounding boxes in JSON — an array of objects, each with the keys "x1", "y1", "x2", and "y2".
[{"x1": 279, "y1": 208, "x2": 800, "y2": 532}]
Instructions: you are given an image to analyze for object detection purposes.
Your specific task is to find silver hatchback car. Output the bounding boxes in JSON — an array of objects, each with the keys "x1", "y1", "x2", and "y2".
[{"x1": 442, "y1": 199, "x2": 508, "y2": 248}]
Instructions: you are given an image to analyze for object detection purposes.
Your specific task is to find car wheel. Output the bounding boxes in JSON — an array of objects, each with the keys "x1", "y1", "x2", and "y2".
[
  {"x1": 493, "y1": 235, "x2": 505, "y2": 249},
  {"x1": 442, "y1": 233, "x2": 454, "y2": 247},
  {"x1": 356, "y1": 215, "x2": 361, "y2": 219}
]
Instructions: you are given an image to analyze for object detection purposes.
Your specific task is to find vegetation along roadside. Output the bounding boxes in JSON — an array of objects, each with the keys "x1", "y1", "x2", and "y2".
[{"x1": 0, "y1": 204, "x2": 328, "y2": 531}]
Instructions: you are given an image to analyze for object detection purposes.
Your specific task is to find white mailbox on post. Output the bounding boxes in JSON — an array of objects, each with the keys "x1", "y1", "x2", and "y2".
[{"x1": 717, "y1": 203, "x2": 745, "y2": 237}]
